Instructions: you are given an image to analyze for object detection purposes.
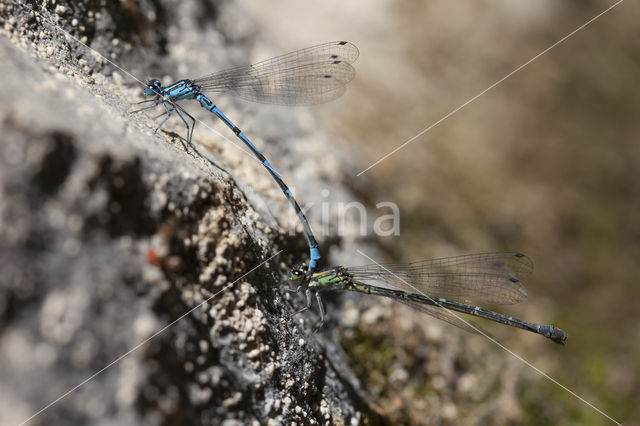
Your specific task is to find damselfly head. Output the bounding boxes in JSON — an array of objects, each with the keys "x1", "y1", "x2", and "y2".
[
  {"x1": 290, "y1": 263, "x2": 308, "y2": 281},
  {"x1": 144, "y1": 79, "x2": 162, "y2": 96}
]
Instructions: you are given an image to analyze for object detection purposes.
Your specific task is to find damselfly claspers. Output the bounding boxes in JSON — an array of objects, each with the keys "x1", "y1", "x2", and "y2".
[
  {"x1": 289, "y1": 252, "x2": 567, "y2": 344},
  {"x1": 134, "y1": 41, "x2": 359, "y2": 274}
]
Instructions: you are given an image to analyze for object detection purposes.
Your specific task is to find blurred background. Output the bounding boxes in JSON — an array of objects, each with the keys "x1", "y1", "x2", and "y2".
[{"x1": 239, "y1": 0, "x2": 639, "y2": 424}]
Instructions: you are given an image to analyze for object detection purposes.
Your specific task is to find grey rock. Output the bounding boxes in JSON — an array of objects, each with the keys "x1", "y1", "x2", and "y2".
[{"x1": 0, "y1": 1, "x2": 378, "y2": 425}]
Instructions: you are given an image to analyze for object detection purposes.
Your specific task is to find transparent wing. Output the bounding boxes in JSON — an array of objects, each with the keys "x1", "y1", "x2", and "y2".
[
  {"x1": 400, "y1": 299, "x2": 491, "y2": 337},
  {"x1": 193, "y1": 41, "x2": 359, "y2": 105},
  {"x1": 348, "y1": 252, "x2": 532, "y2": 305}
]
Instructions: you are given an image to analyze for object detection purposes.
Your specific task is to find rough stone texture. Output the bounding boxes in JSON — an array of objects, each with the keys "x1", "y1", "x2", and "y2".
[
  {"x1": 0, "y1": 1, "x2": 377, "y2": 424},
  {"x1": 0, "y1": 1, "x2": 544, "y2": 425}
]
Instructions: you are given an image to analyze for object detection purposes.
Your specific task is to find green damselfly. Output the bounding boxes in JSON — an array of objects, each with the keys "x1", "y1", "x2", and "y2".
[{"x1": 289, "y1": 252, "x2": 567, "y2": 344}]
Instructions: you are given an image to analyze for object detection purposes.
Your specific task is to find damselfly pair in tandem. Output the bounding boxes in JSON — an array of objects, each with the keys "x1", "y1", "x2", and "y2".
[{"x1": 135, "y1": 43, "x2": 566, "y2": 344}]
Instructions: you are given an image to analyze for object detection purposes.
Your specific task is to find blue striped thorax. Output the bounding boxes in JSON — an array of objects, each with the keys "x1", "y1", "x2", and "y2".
[
  {"x1": 163, "y1": 79, "x2": 200, "y2": 101},
  {"x1": 143, "y1": 79, "x2": 202, "y2": 101}
]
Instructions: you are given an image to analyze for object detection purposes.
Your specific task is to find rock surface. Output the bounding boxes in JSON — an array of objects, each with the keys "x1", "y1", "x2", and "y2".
[{"x1": 0, "y1": 1, "x2": 377, "y2": 424}]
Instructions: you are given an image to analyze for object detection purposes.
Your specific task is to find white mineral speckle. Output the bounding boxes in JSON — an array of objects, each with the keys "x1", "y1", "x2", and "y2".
[{"x1": 442, "y1": 402, "x2": 458, "y2": 419}]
